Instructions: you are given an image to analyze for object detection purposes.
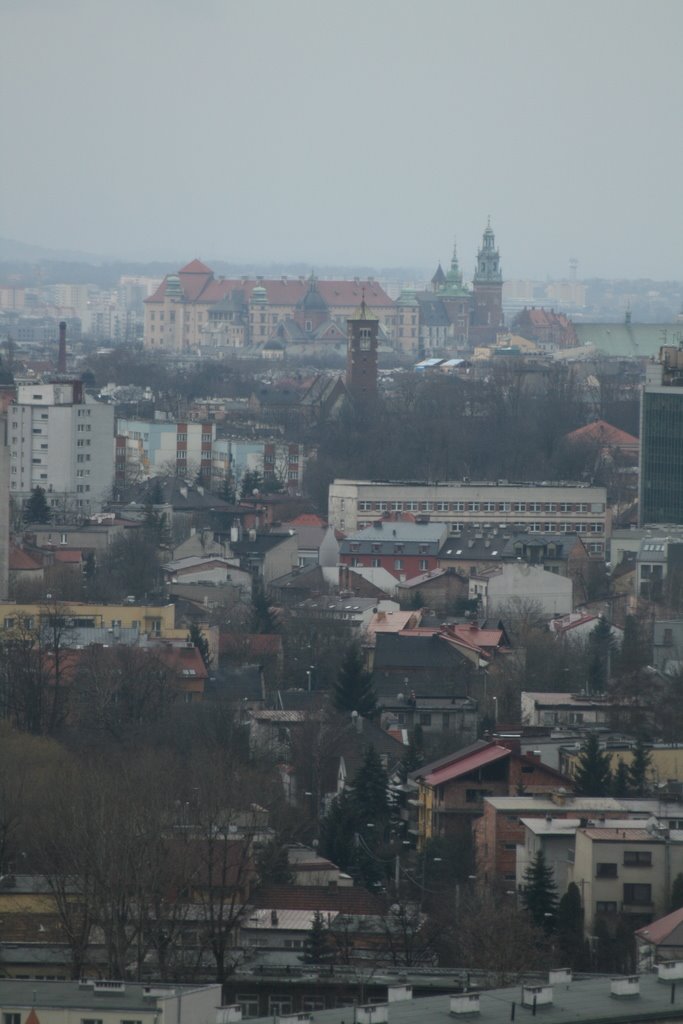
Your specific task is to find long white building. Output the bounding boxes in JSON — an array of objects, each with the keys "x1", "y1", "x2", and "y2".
[
  {"x1": 328, "y1": 478, "x2": 609, "y2": 556},
  {"x1": 10, "y1": 381, "x2": 114, "y2": 516}
]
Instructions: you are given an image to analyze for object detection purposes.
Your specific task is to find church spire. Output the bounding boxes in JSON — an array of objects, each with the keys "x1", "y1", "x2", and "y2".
[{"x1": 442, "y1": 236, "x2": 466, "y2": 295}]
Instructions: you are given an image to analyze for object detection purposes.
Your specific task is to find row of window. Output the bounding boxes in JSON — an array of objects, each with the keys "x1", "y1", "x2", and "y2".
[
  {"x1": 357, "y1": 499, "x2": 604, "y2": 514},
  {"x1": 596, "y1": 851, "x2": 653, "y2": 875},
  {"x1": 596, "y1": 883, "x2": 652, "y2": 911},
  {"x1": 350, "y1": 557, "x2": 430, "y2": 571}
]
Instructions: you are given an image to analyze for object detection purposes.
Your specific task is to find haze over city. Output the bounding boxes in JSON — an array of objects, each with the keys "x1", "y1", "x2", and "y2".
[{"x1": 2, "y1": 0, "x2": 682, "y2": 279}]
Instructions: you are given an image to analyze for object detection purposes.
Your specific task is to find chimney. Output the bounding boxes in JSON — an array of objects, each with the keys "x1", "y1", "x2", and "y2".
[{"x1": 58, "y1": 321, "x2": 67, "y2": 373}]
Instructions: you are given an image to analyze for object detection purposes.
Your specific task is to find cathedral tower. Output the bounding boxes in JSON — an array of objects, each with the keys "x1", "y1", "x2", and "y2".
[{"x1": 470, "y1": 219, "x2": 504, "y2": 346}]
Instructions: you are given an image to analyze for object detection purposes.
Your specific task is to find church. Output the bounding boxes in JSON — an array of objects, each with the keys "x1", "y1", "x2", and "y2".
[{"x1": 395, "y1": 221, "x2": 504, "y2": 357}]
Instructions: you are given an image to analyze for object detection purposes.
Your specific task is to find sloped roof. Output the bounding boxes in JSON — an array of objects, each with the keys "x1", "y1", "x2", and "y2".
[
  {"x1": 565, "y1": 419, "x2": 639, "y2": 448},
  {"x1": 250, "y1": 885, "x2": 384, "y2": 915},
  {"x1": 9, "y1": 547, "x2": 43, "y2": 571},
  {"x1": 423, "y1": 744, "x2": 510, "y2": 786},
  {"x1": 179, "y1": 259, "x2": 212, "y2": 274},
  {"x1": 635, "y1": 904, "x2": 683, "y2": 946}
]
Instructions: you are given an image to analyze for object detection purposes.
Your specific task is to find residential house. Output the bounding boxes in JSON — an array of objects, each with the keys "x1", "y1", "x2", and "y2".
[
  {"x1": 340, "y1": 521, "x2": 448, "y2": 582},
  {"x1": 516, "y1": 817, "x2": 581, "y2": 897},
  {"x1": 396, "y1": 567, "x2": 470, "y2": 614},
  {"x1": 230, "y1": 532, "x2": 298, "y2": 587},
  {"x1": 469, "y1": 563, "x2": 573, "y2": 621},
  {"x1": 636, "y1": 905, "x2": 683, "y2": 967},
  {"x1": 568, "y1": 823, "x2": 683, "y2": 934},
  {"x1": 521, "y1": 692, "x2": 614, "y2": 729},
  {"x1": 410, "y1": 739, "x2": 569, "y2": 849}
]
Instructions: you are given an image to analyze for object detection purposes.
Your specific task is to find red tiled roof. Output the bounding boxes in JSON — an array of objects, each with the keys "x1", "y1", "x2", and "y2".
[
  {"x1": 250, "y1": 885, "x2": 384, "y2": 915},
  {"x1": 219, "y1": 632, "x2": 283, "y2": 658},
  {"x1": 423, "y1": 745, "x2": 510, "y2": 786},
  {"x1": 565, "y1": 419, "x2": 639, "y2": 449},
  {"x1": 179, "y1": 259, "x2": 212, "y2": 274},
  {"x1": 146, "y1": 268, "x2": 394, "y2": 309},
  {"x1": 152, "y1": 644, "x2": 208, "y2": 681},
  {"x1": 9, "y1": 547, "x2": 43, "y2": 571},
  {"x1": 286, "y1": 514, "x2": 328, "y2": 527},
  {"x1": 635, "y1": 905, "x2": 683, "y2": 945},
  {"x1": 53, "y1": 549, "x2": 82, "y2": 564}
]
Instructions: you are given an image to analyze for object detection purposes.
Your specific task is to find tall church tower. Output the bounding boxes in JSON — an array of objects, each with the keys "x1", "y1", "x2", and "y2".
[
  {"x1": 346, "y1": 297, "x2": 379, "y2": 405},
  {"x1": 470, "y1": 219, "x2": 504, "y2": 346}
]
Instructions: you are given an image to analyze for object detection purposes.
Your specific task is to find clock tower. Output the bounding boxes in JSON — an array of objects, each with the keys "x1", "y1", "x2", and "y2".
[
  {"x1": 346, "y1": 296, "x2": 379, "y2": 404},
  {"x1": 470, "y1": 219, "x2": 504, "y2": 346}
]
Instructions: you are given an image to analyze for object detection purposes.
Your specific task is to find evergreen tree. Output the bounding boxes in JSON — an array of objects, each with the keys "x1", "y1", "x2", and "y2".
[
  {"x1": 556, "y1": 882, "x2": 585, "y2": 969},
  {"x1": 586, "y1": 616, "x2": 614, "y2": 693},
  {"x1": 219, "y1": 475, "x2": 236, "y2": 504},
  {"x1": 351, "y1": 745, "x2": 390, "y2": 826},
  {"x1": 24, "y1": 485, "x2": 51, "y2": 524},
  {"x1": 671, "y1": 872, "x2": 683, "y2": 912},
  {"x1": 187, "y1": 623, "x2": 212, "y2": 671},
  {"x1": 618, "y1": 615, "x2": 650, "y2": 674},
  {"x1": 628, "y1": 737, "x2": 652, "y2": 796},
  {"x1": 574, "y1": 734, "x2": 612, "y2": 796},
  {"x1": 302, "y1": 910, "x2": 333, "y2": 964},
  {"x1": 149, "y1": 477, "x2": 165, "y2": 504},
  {"x1": 240, "y1": 470, "x2": 263, "y2": 499},
  {"x1": 319, "y1": 791, "x2": 357, "y2": 873},
  {"x1": 333, "y1": 644, "x2": 377, "y2": 716},
  {"x1": 610, "y1": 759, "x2": 631, "y2": 797},
  {"x1": 251, "y1": 579, "x2": 278, "y2": 634},
  {"x1": 522, "y1": 850, "x2": 558, "y2": 931}
]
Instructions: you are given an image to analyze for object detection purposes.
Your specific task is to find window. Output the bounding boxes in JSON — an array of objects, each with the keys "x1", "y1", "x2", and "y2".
[
  {"x1": 4, "y1": 1014, "x2": 20, "y2": 1024},
  {"x1": 546, "y1": 503, "x2": 557, "y2": 513},
  {"x1": 468, "y1": 502, "x2": 480, "y2": 512},
  {"x1": 623, "y1": 883, "x2": 652, "y2": 905},
  {"x1": 121, "y1": 1019, "x2": 143, "y2": 1024},
  {"x1": 406, "y1": 501, "x2": 419, "y2": 511},
  {"x1": 560, "y1": 502, "x2": 571, "y2": 513},
  {"x1": 596, "y1": 862, "x2": 618, "y2": 878},
  {"x1": 422, "y1": 501, "x2": 433, "y2": 512},
  {"x1": 512, "y1": 502, "x2": 526, "y2": 513},
  {"x1": 237, "y1": 995, "x2": 260, "y2": 1018},
  {"x1": 436, "y1": 501, "x2": 449, "y2": 512},
  {"x1": 590, "y1": 523, "x2": 603, "y2": 533},
  {"x1": 624, "y1": 851, "x2": 652, "y2": 867},
  {"x1": 529, "y1": 502, "x2": 542, "y2": 513},
  {"x1": 391, "y1": 501, "x2": 403, "y2": 511},
  {"x1": 420, "y1": 713, "x2": 432, "y2": 726},
  {"x1": 504, "y1": 843, "x2": 517, "y2": 851},
  {"x1": 268, "y1": 998, "x2": 292, "y2": 1016},
  {"x1": 302, "y1": 999, "x2": 326, "y2": 1012},
  {"x1": 452, "y1": 501, "x2": 465, "y2": 511},
  {"x1": 419, "y1": 559, "x2": 428, "y2": 571},
  {"x1": 359, "y1": 501, "x2": 372, "y2": 511},
  {"x1": 372, "y1": 558, "x2": 380, "y2": 567},
  {"x1": 81, "y1": 1019, "x2": 103, "y2": 1024},
  {"x1": 499, "y1": 501, "x2": 511, "y2": 512},
  {"x1": 394, "y1": 559, "x2": 404, "y2": 570},
  {"x1": 442, "y1": 713, "x2": 450, "y2": 729},
  {"x1": 483, "y1": 501, "x2": 496, "y2": 512},
  {"x1": 596, "y1": 901, "x2": 617, "y2": 914},
  {"x1": 377, "y1": 501, "x2": 388, "y2": 511}
]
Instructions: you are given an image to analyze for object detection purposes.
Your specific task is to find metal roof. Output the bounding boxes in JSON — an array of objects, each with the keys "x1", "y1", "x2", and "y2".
[{"x1": 423, "y1": 745, "x2": 509, "y2": 786}]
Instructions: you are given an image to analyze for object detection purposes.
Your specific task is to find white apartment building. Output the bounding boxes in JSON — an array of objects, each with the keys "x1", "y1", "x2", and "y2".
[
  {"x1": 10, "y1": 382, "x2": 114, "y2": 516},
  {"x1": 115, "y1": 417, "x2": 216, "y2": 484},
  {"x1": 328, "y1": 479, "x2": 609, "y2": 556}
]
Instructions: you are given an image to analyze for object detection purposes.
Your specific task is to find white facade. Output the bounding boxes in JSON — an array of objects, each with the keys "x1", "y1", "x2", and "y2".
[
  {"x1": 470, "y1": 563, "x2": 573, "y2": 619},
  {"x1": 328, "y1": 479, "x2": 608, "y2": 556},
  {"x1": 10, "y1": 383, "x2": 114, "y2": 516},
  {"x1": 116, "y1": 417, "x2": 216, "y2": 481}
]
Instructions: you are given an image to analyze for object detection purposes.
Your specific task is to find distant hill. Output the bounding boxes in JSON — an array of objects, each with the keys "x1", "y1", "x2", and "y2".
[{"x1": 0, "y1": 236, "x2": 105, "y2": 264}]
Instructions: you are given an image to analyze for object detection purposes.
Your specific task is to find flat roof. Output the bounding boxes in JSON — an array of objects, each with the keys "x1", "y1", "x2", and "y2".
[
  {"x1": 0, "y1": 979, "x2": 220, "y2": 1011},
  {"x1": 248, "y1": 974, "x2": 683, "y2": 1024}
]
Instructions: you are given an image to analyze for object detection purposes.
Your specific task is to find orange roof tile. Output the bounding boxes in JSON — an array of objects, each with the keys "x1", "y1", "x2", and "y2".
[
  {"x1": 565, "y1": 419, "x2": 639, "y2": 449},
  {"x1": 9, "y1": 547, "x2": 43, "y2": 571}
]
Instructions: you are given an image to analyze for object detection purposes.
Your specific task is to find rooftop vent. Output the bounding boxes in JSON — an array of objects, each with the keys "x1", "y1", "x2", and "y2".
[
  {"x1": 93, "y1": 981, "x2": 126, "y2": 995},
  {"x1": 356, "y1": 1007, "x2": 388, "y2": 1024},
  {"x1": 216, "y1": 1007, "x2": 243, "y2": 1024},
  {"x1": 388, "y1": 985, "x2": 412, "y2": 1003},
  {"x1": 658, "y1": 962, "x2": 683, "y2": 982},
  {"x1": 521, "y1": 985, "x2": 553, "y2": 1009},
  {"x1": 610, "y1": 976, "x2": 639, "y2": 998},
  {"x1": 450, "y1": 993, "x2": 480, "y2": 1016},
  {"x1": 549, "y1": 968, "x2": 572, "y2": 986}
]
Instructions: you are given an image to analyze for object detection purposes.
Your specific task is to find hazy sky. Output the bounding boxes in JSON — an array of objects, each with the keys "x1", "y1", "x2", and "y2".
[{"x1": 2, "y1": 0, "x2": 682, "y2": 279}]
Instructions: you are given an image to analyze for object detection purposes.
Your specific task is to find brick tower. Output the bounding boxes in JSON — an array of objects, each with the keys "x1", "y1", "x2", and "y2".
[
  {"x1": 469, "y1": 219, "x2": 504, "y2": 346},
  {"x1": 346, "y1": 296, "x2": 379, "y2": 405}
]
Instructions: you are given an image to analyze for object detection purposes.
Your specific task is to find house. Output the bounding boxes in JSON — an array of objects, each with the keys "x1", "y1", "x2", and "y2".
[
  {"x1": 636, "y1": 905, "x2": 683, "y2": 968},
  {"x1": 409, "y1": 739, "x2": 570, "y2": 849},
  {"x1": 162, "y1": 555, "x2": 247, "y2": 586},
  {"x1": 281, "y1": 514, "x2": 339, "y2": 567},
  {"x1": 230, "y1": 531, "x2": 298, "y2": 586},
  {"x1": 470, "y1": 562, "x2": 573, "y2": 621},
  {"x1": 380, "y1": 694, "x2": 478, "y2": 747},
  {"x1": 396, "y1": 567, "x2": 470, "y2": 615},
  {"x1": 521, "y1": 691, "x2": 614, "y2": 729},
  {"x1": 340, "y1": 521, "x2": 448, "y2": 581},
  {"x1": 549, "y1": 611, "x2": 624, "y2": 645},
  {"x1": 473, "y1": 794, "x2": 683, "y2": 888},
  {"x1": 568, "y1": 823, "x2": 683, "y2": 934},
  {"x1": 516, "y1": 817, "x2": 582, "y2": 897},
  {"x1": 511, "y1": 307, "x2": 578, "y2": 350}
]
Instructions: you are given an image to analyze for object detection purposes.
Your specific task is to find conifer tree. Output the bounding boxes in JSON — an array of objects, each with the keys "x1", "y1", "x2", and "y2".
[
  {"x1": 574, "y1": 734, "x2": 612, "y2": 796},
  {"x1": 556, "y1": 882, "x2": 586, "y2": 969},
  {"x1": 352, "y1": 745, "x2": 390, "y2": 826},
  {"x1": 333, "y1": 644, "x2": 377, "y2": 716},
  {"x1": 302, "y1": 910, "x2": 333, "y2": 963},
  {"x1": 24, "y1": 485, "x2": 51, "y2": 524},
  {"x1": 586, "y1": 616, "x2": 614, "y2": 693},
  {"x1": 187, "y1": 623, "x2": 212, "y2": 671},
  {"x1": 671, "y1": 872, "x2": 683, "y2": 912},
  {"x1": 611, "y1": 759, "x2": 631, "y2": 797},
  {"x1": 628, "y1": 737, "x2": 652, "y2": 796},
  {"x1": 522, "y1": 849, "x2": 558, "y2": 931}
]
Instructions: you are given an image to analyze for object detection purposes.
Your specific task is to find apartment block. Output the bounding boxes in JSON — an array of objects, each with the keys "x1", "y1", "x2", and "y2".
[
  {"x1": 9, "y1": 382, "x2": 114, "y2": 516},
  {"x1": 115, "y1": 417, "x2": 216, "y2": 484},
  {"x1": 328, "y1": 479, "x2": 609, "y2": 556}
]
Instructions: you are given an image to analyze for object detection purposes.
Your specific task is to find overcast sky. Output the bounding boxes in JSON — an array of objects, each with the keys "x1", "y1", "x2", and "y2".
[{"x1": 2, "y1": 0, "x2": 682, "y2": 279}]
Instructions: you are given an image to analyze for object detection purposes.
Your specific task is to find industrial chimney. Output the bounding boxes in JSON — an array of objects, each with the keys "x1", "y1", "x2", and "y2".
[{"x1": 57, "y1": 321, "x2": 67, "y2": 373}]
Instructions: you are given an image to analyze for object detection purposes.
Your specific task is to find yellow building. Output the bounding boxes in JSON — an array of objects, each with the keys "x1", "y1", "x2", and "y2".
[
  {"x1": 0, "y1": 601, "x2": 176, "y2": 637},
  {"x1": 561, "y1": 744, "x2": 683, "y2": 791}
]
